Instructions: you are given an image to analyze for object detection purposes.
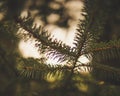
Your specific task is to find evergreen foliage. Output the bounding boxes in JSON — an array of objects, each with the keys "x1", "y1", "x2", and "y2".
[{"x1": 0, "y1": 0, "x2": 120, "y2": 96}]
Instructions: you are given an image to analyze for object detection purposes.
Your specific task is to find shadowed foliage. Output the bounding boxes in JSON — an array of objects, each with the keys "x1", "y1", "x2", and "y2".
[{"x1": 0, "y1": 0, "x2": 120, "y2": 96}]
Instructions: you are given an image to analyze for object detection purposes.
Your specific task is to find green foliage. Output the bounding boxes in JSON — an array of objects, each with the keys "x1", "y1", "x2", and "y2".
[
  {"x1": 16, "y1": 57, "x2": 70, "y2": 79},
  {"x1": 15, "y1": 0, "x2": 120, "y2": 91},
  {"x1": 17, "y1": 0, "x2": 120, "y2": 86},
  {"x1": 0, "y1": 0, "x2": 120, "y2": 96}
]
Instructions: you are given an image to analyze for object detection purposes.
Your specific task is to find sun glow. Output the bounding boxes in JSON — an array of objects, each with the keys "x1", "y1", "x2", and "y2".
[
  {"x1": 18, "y1": 26, "x2": 76, "y2": 65},
  {"x1": 18, "y1": 28, "x2": 90, "y2": 67},
  {"x1": 19, "y1": 40, "x2": 40, "y2": 58},
  {"x1": 18, "y1": 0, "x2": 90, "y2": 72}
]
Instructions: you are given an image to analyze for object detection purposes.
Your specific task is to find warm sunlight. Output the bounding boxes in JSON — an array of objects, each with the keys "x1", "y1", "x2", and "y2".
[
  {"x1": 18, "y1": 28, "x2": 90, "y2": 68},
  {"x1": 18, "y1": 0, "x2": 90, "y2": 70},
  {"x1": 19, "y1": 40, "x2": 40, "y2": 58}
]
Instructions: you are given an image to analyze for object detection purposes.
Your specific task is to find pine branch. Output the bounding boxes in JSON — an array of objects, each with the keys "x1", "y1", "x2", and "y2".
[
  {"x1": 62, "y1": 0, "x2": 99, "y2": 85},
  {"x1": 82, "y1": 39, "x2": 120, "y2": 55},
  {"x1": 73, "y1": 16, "x2": 93, "y2": 55},
  {"x1": 15, "y1": 0, "x2": 120, "y2": 86},
  {"x1": 73, "y1": 0, "x2": 104, "y2": 54},
  {"x1": 67, "y1": 0, "x2": 97, "y2": 76},
  {"x1": 76, "y1": 62, "x2": 120, "y2": 75},
  {"x1": 73, "y1": 0, "x2": 107, "y2": 56},
  {"x1": 17, "y1": 57, "x2": 72, "y2": 79},
  {"x1": 16, "y1": 18, "x2": 77, "y2": 62}
]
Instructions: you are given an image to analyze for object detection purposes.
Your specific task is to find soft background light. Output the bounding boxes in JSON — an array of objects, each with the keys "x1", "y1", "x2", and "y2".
[{"x1": 18, "y1": 0, "x2": 90, "y2": 67}]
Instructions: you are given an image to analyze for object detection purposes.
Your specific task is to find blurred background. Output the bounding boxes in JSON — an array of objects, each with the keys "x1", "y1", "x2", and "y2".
[
  {"x1": 18, "y1": 0, "x2": 84, "y2": 58},
  {"x1": 0, "y1": 0, "x2": 120, "y2": 96}
]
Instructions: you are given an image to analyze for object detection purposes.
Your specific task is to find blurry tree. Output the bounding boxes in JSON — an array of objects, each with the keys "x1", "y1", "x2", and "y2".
[{"x1": 0, "y1": 0, "x2": 120, "y2": 96}]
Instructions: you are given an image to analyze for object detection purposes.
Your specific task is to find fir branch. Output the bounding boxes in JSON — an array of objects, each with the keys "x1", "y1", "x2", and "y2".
[
  {"x1": 82, "y1": 39, "x2": 120, "y2": 56},
  {"x1": 76, "y1": 63, "x2": 120, "y2": 75},
  {"x1": 73, "y1": 0, "x2": 101, "y2": 56},
  {"x1": 16, "y1": 18, "x2": 77, "y2": 62},
  {"x1": 73, "y1": 0, "x2": 106, "y2": 55},
  {"x1": 69, "y1": 0, "x2": 96, "y2": 75},
  {"x1": 17, "y1": 57, "x2": 71, "y2": 79},
  {"x1": 62, "y1": 0, "x2": 98, "y2": 84}
]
